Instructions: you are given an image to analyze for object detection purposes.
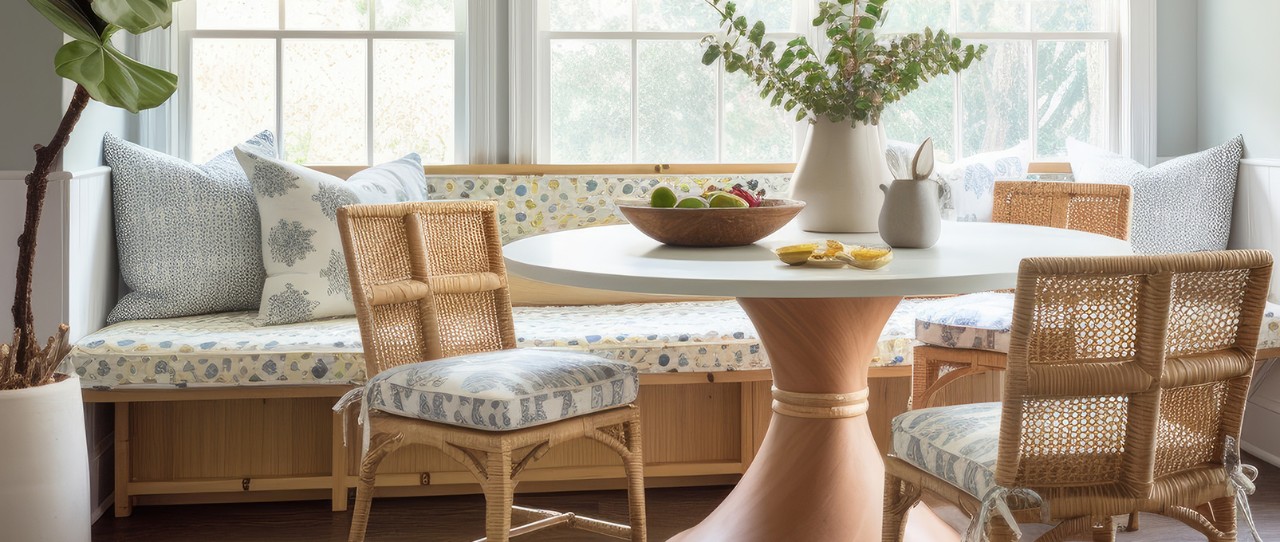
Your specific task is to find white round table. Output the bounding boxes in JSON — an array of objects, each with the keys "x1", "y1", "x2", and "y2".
[{"x1": 505, "y1": 221, "x2": 1132, "y2": 542}]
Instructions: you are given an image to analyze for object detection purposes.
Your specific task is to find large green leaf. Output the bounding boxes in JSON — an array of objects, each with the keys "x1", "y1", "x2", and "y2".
[
  {"x1": 27, "y1": 0, "x2": 99, "y2": 43},
  {"x1": 92, "y1": 0, "x2": 176, "y2": 34},
  {"x1": 54, "y1": 28, "x2": 177, "y2": 113}
]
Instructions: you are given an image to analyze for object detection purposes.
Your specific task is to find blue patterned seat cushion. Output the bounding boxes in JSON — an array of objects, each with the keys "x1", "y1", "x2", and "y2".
[
  {"x1": 915, "y1": 293, "x2": 1016, "y2": 353},
  {"x1": 892, "y1": 402, "x2": 1003, "y2": 499},
  {"x1": 916, "y1": 294, "x2": 1280, "y2": 355},
  {"x1": 365, "y1": 349, "x2": 637, "y2": 431},
  {"x1": 64, "y1": 300, "x2": 927, "y2": 389}
]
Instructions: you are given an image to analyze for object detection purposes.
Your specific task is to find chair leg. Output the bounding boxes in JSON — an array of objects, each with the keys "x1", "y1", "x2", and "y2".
[
  {"x1": 483, "y1": 448, "x2": 515, "y2": 542},
  {"x1": 1091, "y1": 516, "x2": 1116, "y2": 542},
  {"x1": 881, "y1": 472, "x2": 920, "y2": 542},
  {"x1": 1208, "y1": 496, "x2": 1238, "y2": 542},
  {"x1": 1125, "y1": 512, "x2": 1139, "y2": 532},
  {"x1": 989, "y1": 517, "x2": 1018, "y2": 542},
  {"x1": 347, "y1": 433, "x2": 402, "y2": 542},
  {"x1": 623, "y1": 417, "x2": 648, "y2": 542}
]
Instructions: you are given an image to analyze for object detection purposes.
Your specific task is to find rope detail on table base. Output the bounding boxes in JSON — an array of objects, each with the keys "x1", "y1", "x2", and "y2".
[{"x1": 771, "y1": 386, "x2": 870, "y2": 419}]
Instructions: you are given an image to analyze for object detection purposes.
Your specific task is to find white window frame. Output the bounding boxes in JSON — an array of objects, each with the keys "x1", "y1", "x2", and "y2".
[
  {"x1": 137, "y1": 1, "x2": 1156, "y2": 166},
  {"x1": 159, "y1": 0, "x2": 476, "y2": 165}
]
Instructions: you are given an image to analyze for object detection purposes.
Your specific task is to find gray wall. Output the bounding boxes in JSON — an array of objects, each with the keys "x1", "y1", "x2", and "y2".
[
  {"x1": 1197, "y1": 0, "x2": 1280, "y2": 158},
  {"x1": 0, "y1": 7, "x2": 66, "y2": 171},
  {"x1": 1156, "y1": 0, "x2": 1198, "y2": 158}
]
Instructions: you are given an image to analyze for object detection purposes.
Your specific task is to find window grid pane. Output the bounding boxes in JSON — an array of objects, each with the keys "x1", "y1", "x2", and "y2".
[
  {"x1": 373, "y1": 40, "x2": 457, "y2": 164},
  {"x1": 282, "y1": 39, "x2": 369, "y2": 165},
  {"x1": 190, "y1": 39, "x2": 277, "y2": 162},
  {"x1": 549, "y1": 40, "x2": 633, "y2": 163},
  {"x1": 637, "y1": 40, "x2": 717, "y2": 163},
  {"x1": 1036, "y1": 40, "x2": 1108, "y2": 157}
]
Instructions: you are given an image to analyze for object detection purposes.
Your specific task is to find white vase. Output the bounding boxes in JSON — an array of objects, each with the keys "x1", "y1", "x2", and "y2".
[
  {"x1": 789, "y1": 119, "x2": 893, "y2": 233},
  {"x1": 0, "y1": 374, "x2": 91, "y2": 542}
]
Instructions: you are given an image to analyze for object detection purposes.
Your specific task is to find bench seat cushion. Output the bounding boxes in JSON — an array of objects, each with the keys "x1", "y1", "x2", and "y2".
[
  {"x1": 915, "y1": 294, "x2": 1280, "y2": 355},
  {"x1": 64, "y1": 299, "x2": 927, "y2": 389},
  {"x1": 366, "y1": 349, "x2": 637, "y2": 432}
]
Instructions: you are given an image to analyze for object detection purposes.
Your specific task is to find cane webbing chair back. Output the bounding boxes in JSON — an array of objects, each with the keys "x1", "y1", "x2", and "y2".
[
  {"x1": 992, "y1": 181, "x2": 1132, "y2": 241},
  {"x1": 337, "y1": 200, "x2": 516, "y2": 379},
  {"x1": 996, "y1": 251, "x2": 1272, "y2": 496}
]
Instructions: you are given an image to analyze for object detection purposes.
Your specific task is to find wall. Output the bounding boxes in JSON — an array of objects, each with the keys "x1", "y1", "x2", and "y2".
[
  {"x1": 0, "y1": 7, "x2": 64, "y2": 171},
  {"x1": 1197, "y1": 0, "x2": 1280, "y2": 158},
  {"x1": 1156, "y1": 0, "x2": 1198, "y2": 158}
]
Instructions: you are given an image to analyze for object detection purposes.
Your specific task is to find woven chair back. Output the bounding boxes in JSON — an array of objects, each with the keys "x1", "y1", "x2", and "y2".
[
  {"x1": 992, "y1": 181, "x2": 1132, "y2": 240},
  {"x1": 996, "y1": 251, "x2": 1272, "y2": 497},
  {"x1": 337, "y1": 201, "x2": 517, "y2": 379}
]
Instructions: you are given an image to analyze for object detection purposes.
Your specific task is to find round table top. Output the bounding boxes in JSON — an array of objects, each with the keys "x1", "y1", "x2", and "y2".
[{"x1": 503, "y1": 221, "x2": 1134, "y2": 298}]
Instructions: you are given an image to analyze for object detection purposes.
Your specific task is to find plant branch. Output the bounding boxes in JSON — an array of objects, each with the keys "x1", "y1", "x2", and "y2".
[{"x1": 11, "y1": 84, "x2": 90, "y2": 372}]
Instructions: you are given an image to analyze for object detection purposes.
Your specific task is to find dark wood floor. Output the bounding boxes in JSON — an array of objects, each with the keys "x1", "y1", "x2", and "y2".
[{"x1": 94, "y1": 454, "x2": 1280, "y2": 542}]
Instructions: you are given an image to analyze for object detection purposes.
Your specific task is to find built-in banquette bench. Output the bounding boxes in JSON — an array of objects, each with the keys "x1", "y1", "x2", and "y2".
[{"x1": 65, "y1": 164, "x2": 929, "y2": 518}]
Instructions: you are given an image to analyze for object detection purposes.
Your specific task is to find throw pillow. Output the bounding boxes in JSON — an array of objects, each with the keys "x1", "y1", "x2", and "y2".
[
  {"x1": 886, "y1": 140, "x2": 1032, "y2": 222},
  {"x1": 235, "y1": 147, "x2": 426, "y2": 325},
  {"x1": 105, "y1": 131, "x2": 275, "y2": 323},
  {"x1": 1067, "y1": 136, "x2": 1243, "y2": 254}
]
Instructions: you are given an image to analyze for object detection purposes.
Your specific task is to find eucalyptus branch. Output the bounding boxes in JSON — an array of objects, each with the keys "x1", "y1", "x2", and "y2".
[{"x1": 701, "y1": 0, "x2": 987, "y2": 126}]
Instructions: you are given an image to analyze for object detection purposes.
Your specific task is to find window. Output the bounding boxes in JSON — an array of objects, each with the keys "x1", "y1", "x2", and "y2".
[
  {"x1": 177, "y1": 0, "x2": 466, "y2": 165},
  {"x1": 163, "y1": 0, "x2": 1124, "y2": 166},
  {"x1": 535, "y1": 0, "x2": 812, "y2": 164},
  {"x1": 879, "y1": 0, "x2": 1118, "y2": 161}
]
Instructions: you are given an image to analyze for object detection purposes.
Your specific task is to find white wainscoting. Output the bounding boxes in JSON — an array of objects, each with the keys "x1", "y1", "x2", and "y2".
[
  {"x1": 64, "y1": 166, "x2": 116, "y2": 342},
  {"x1": 1229, "y1": 158, "x2": 1280, "y2": 303}
]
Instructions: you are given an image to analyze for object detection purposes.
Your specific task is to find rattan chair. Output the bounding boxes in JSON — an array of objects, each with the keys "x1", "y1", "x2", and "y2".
[
  {"x1": 884, "y1": 250, "x2": 1272, "y2": 542},
  {"x1": 911, "y1": 181, "x2": 1133, "y2": 410},
  {"x1": 335, "y1": 200, "x2": 646, "y2": 542}
]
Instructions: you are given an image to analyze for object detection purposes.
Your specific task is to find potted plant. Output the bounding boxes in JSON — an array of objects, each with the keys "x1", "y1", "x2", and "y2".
[
  {"x1": 701, "y1": 0, "x2": 987, "y2": 233},
  {"x1": 2, "y1": 1, "x2": 180, "y2": 539}
]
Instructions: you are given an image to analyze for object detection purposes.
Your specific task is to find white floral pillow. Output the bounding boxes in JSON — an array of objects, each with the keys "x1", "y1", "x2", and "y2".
[
  {"x1": 235, "y1": 147, "x2": 426, "y2": 325},
  {"x1": 886, "y1": 140, "x2": 1032, "y2": 222}
]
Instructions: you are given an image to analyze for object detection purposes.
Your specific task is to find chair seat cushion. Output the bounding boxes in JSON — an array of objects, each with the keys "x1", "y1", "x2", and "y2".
[
  {"x1": 365, "y1": 349, "x2": 638, "y2": 432},
  {"x1": 891, "y1": 402, "x2": 1003, "y2": 499},
  {"x1": 915, "y1": 293, "x2": 1016, "y2": 353},
  {"x1": 916, "y1": 294, "x2": 1280, "y2": 355}
]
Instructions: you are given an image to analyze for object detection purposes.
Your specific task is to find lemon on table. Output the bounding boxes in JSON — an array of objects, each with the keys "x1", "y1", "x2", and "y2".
[
  {"x1": 846, "y1": 244, "x2": 894, "y2": 270},
  {"x1": 650, "y1": 186, "x2": 678, "y2": 208},
  {"x1": 708, "y1": 193, "x2": 749, "y2": 208},
  {"x1": 675, "y1": 197, "x2": 709, "y2": 208},
  {"x1": 774, "y1": 243, "x2": 818, "y2": 266}
]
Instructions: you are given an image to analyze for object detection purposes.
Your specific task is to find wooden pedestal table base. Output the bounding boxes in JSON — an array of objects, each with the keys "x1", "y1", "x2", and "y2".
[{"x1": 669, "y1": 297, "x2": 958, "y2": 542}]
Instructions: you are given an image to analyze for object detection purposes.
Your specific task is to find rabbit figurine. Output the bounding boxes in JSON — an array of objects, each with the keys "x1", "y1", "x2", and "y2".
[{"x1": 878, "y1": 138, "x2": 943, "y2": 248}]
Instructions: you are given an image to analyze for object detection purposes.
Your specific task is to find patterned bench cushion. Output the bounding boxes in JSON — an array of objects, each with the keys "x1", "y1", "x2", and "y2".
[
  {"x1": 891, "y1": 402, "x2": 1003, "y2": 500},
  {"x1": 63, "y1": 299, "x2": 926, "y2": 389},
  {"x1": 366, "y1": 349, "x2": 637, "y2": 432},
  {"x1": 916, "y1": 294, "x2": 1280, "y2": 355}
]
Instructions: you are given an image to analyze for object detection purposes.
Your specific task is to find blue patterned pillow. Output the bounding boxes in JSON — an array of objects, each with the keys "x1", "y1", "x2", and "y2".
[
  {"x1": 235, "y1": 146, "x2": 426, "y2": 325},
  {"x1": 105, "y1": 131, "x2": 275, "y2": 323}
]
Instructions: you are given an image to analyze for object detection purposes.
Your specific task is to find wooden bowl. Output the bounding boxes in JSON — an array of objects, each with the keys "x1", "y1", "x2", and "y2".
[{"x1": 617, "y1": 198, "x2": 806, "y2": 247}]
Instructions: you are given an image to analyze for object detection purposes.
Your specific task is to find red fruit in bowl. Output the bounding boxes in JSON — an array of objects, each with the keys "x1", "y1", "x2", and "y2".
[{"x1": 729, "y1": 185, "x2": 761, "y2": 207}]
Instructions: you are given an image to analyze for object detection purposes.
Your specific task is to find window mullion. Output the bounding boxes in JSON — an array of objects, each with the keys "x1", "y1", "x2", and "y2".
[
  {"x1": 366, "y1": 37, "x2": 375, "y2": 167},
  {"x1": 1028, "y1": 38, "x2": 1037, "y2": 159},
  {"x1": 631, "y1": 38, "x2": 639, "y2": 164},
  {"x1": 275, "y1": 0, "x2": 285, "y2": 159}
]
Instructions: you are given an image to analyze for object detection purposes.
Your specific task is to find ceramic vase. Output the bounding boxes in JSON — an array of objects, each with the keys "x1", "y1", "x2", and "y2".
[
  {"x1": 0, "y1": 374, "x2": 92, "y2": 542},
  {"x1": 788, "y1": 119, "x2": 892, "y2": 233},
  {"x1": 878, "y1": 179, "x2": 943, "y2": 248}
]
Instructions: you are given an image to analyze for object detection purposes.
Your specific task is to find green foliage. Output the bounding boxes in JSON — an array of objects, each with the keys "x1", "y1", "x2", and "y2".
[
  {"x1": 27, "y1": 0, "x2": 180, "y2": 113},
  {"x1": 701, "y1": 0, "x2": 987, "y2": 126}
]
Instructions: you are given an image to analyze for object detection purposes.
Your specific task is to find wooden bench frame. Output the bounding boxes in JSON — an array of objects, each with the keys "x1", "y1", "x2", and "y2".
[{"x1": 86, "y1": 366, "x2": 914, "y2": 517}]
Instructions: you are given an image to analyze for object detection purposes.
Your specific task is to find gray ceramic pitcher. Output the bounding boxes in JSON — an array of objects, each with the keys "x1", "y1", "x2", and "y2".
[{"x1": 878, "y1": 138, "x2": 942, "y2": 249}]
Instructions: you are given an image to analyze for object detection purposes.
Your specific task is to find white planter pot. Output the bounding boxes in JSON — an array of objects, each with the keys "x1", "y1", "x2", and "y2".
[
  {"x1": 789, "y1": 119, "x2": 893, "y2": 233},
  {"x1": 0, "y1": 374, "x2": 91, "y2": 542}
]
